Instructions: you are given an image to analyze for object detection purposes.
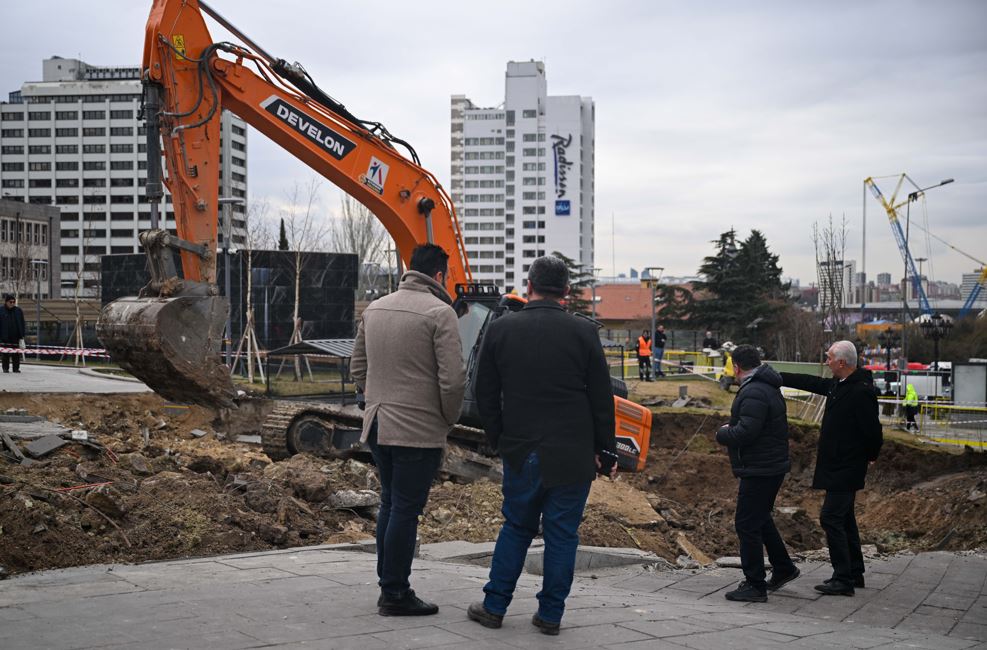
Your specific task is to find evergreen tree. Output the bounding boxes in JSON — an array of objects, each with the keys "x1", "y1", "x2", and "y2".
[
  {"x1": 278, "y1": 218, "x2": 289, "y2": 251},
  {"x1": 688, "y1": 229, "x2": 789, "y2": 345},
  {"x1": 550, "y1": 251, "x2": 593, "y2": 316}
]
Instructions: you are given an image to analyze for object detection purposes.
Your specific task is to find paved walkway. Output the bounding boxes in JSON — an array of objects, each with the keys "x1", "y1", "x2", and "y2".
[
  {"x1": 0, "y1": 545, "x2": 983, "y2": 649},
  {"x1": 0, "y1": 363, "x2": 150, "y2": 394}
]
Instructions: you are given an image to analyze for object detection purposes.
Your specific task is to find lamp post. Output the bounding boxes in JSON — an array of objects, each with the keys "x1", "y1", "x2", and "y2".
[
  {"x1": 900, "y1": 178, "x2": 953, "y2": 378},
  {"x1": 643, "y1": 266, "x2": 664, "y2": 347},
  {"x1": 30, "y1": 259, "x2": 47, "y2": 351},
  {"x1": 218, "y1": 197, "x2": 245, "y2": 366},
  {"x1": 919, "y1": 312, "x2": 952, "y2": 371}
]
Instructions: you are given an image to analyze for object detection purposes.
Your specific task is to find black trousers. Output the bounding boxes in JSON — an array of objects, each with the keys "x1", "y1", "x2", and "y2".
[
  {"x1": 735, "y1": 475, "x2": 796, "y2": 590},
  {"x1": 637, "y1": 355, "x2": 651, "y2": 379},
  {"x1": 366, "y1": 420, "x2": 443, "y2": 599},
  {"x1": 1, "y1": 351, "x2": 19, "y2": 372},
  {"x1": 905, "y1": 405, "x2": 918, "y2": 428},
  {"x1": 820, "y1": 490, "x2": 865, "y2": 584}
]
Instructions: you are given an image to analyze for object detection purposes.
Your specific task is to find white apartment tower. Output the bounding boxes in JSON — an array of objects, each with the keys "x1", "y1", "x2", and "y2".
[
  {"x1": 451, "y1": 61, "x2": 594, "y2": 293},
  {"x1": 0, "y1": 57, "x2": 247, "y2": 298}
]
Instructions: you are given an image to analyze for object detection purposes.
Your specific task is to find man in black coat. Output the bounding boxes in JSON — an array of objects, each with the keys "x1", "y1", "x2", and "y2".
[
  {"x1": 715, "y1": 344, "x2": 798, "y2": 602},
  {"x1": 653, "y1": 324, "x2": 667, "y2": 377},
  {"x1": 467, "y1": 255, "x2": 616, "y2": 636},
  {"x1": 781, "y1": 340, "x2": 883, "y2": 596},
  {"x1": 0, "y1": 294, "x2": 27, "y2": 373}
]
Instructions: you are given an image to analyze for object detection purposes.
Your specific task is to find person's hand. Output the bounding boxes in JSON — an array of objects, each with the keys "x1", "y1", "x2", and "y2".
[{"x1": 595, "y1": 452, "x2": 618, "y2": 479}]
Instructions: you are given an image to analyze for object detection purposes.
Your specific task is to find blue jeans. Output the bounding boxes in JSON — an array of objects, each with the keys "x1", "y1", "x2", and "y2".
[
  {"x1": 366, "y1": 420, "x2": 443, "y2": 599},
  {"x1": 653, "y1": 348, "x2": 665, "y2": 375},
  {"x1": 483, "y1": 452, "x2": 591, "y2": 624}
]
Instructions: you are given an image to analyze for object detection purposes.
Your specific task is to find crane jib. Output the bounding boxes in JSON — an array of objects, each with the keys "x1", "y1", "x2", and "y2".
[{"x1": 260, "y1": 96, "x2": 356, "y2": 160}]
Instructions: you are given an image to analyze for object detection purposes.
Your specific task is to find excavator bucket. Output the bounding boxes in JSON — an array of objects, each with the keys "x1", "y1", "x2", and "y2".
[{"x1": 97, "y1": 295, "x2": 237, "y2": 409}]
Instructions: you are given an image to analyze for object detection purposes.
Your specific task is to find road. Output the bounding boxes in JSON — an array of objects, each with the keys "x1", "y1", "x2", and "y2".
[{"x1": 0, "y1": 363, "x2": 151, "y2": 394}]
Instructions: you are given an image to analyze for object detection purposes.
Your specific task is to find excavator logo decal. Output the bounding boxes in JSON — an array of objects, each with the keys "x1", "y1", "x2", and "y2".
[
  {"x1": 260, "y1": 96, "x2": 356, "y2": 160},
  {"x1": 362, "y1": 156, "x2": 389, "y2": 194}
]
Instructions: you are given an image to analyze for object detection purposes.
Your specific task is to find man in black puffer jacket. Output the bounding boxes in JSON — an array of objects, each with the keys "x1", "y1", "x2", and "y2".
[
  {"x1": 715, "y1": 345, "x2": 798, "y2": 602},
  {"x1": 781, "y1": 340, "x2": 883, "y2": 597}
]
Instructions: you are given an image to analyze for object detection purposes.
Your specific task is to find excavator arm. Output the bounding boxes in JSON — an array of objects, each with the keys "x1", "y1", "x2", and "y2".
[{"x1": 97, "y1": 0, "x2": 470, "y2": 407}]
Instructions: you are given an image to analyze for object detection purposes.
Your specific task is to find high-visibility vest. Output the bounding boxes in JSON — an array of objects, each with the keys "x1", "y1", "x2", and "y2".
[
  {"x1": 638, "y1": 336, "x2": 651, "y2": 357},
  {"x1": 904, "y1": 385, "x2": 918, "y2": 407}
]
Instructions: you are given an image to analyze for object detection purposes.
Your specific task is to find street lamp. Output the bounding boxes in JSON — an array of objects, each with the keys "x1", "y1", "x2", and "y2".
[
  {"x1": 919, "y1": 313, "x2": 952, "y2": 370},
  {"x1": 643, "y1": 266, "x2": 664, "y2": 350},
  {"x1": 218, "y1": 196, "x2": 245, "y2": 366},
  {"x1": 30, "y1": 259, "x2": 47, "y2": 351},
  {"x1": 901, "y1": 178, "x2": 953, "y2": 374}
]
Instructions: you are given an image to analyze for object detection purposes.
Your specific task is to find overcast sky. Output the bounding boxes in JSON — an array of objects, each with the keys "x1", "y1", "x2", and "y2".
[{"x1": 2, "y1": 1, "x2": 985, "y2": 287}]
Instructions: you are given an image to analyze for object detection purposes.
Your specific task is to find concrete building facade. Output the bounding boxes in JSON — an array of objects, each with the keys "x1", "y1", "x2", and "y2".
[
  {"x1": 0, "y1": 198, "x2": 60, "y2": 299},
  {"x1": 451, "y1": 61, "x2": 594, "y2": 293},
  {"x1": 0, "y1": 57, "x2": 247, "y2": 298}
]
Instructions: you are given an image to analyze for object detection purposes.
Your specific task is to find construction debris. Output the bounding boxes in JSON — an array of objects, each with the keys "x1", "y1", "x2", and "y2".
[
  {"x1": 24, "y1": 435, "x2": 68, "y2": 459},
  {"x1": 676, "y1": 532, "x2": 714, "y2": 566}
]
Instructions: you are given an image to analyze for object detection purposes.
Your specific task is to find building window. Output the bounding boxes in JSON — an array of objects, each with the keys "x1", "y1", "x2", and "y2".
[
  {"x1": 28, "y1": 144, "x2": 51, "y2": 154},
  {"x1": 110, "y1": 160, "x2": 134, "y2": 170},
  {"x1": 109, "y1": 143, "x2": 133, "y2": 153},
  {"x1": 55, "y1": 128, "x2": 78, "y2": 137},
  {"x1": 56, "y1": 178, "x2": 80, "y2": 188},
  {"x1": 28, "y1": 128, "x2": 51, "y2": 137},
  {"x1": 1, "y1": 129, "x2": 24, "y2": 138},
  {"x1": 29, "y1": 161, "x2": 51, "y2": 171},
  {"x1": 522, "y1": 109, "x2": 537, "y2": 118},
  {"x1": 83, "y1": 178, "x2": 106, "y2": 187},
  {"x1": 29, "y1": 179, "x2": 52, "y2": 188},
  {"x1": 1, "y1": 145, "x2": 24, "y2": 155},
  {"x1": 109, "y1": 127, "x2": 133, "y2": 137},
  {"x1": 82, "y1": 110, "x2": 106, "y2": 120},
  {"x1": 27, "y1": 111, "x2": 51, "y2": 120},
  {"x1": 83, "y1": 144, "x2": 106, "y2": 154},
  {"x1": 55, "y1": 144, "x2": 78, "y2": 154},
  {"x1": 82, "y1": 127, "x2": 105, "y2": 137},
  {"x1": 83, "y1": 161, "x2": 106, "y2": 170},
  {"x1": 109, "y1": 110, "x2": 133, "y2": 119},
  {"x1": 55, "y1": 111, "x2": 78, "y2": 120}
]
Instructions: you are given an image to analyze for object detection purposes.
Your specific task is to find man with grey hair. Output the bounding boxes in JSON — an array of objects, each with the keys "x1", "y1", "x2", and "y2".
[
  {"x1": 781, "y1": 341, "x2": 883, "y2": 596},
  {"x1": 468, "y1": 255, "x2": 616, "y2": 635}
]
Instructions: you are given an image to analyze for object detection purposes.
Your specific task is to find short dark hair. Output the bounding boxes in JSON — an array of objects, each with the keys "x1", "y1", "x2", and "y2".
[
  {"x1": 527, "y1": 255, "x2": 568, "y2": 299},
  {"x1": 3, "y1": 294, "x2": 14, "y2": 301},
  {"x1": 732, "y1": 344, "x2": 761, "y2": 371},
  {"x1": 409, "y1": 244, "x2": 449, "y2": 278}
]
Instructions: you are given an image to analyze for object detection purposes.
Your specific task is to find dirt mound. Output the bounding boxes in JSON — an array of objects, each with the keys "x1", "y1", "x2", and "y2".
[{"x1": 1, "y1": 394, "x2": 985, "y2": 577}]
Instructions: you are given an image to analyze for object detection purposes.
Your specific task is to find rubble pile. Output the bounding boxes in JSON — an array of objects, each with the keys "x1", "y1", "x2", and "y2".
[{"x1": 0, "y1": 392, "x2": 985, "y2": 577}]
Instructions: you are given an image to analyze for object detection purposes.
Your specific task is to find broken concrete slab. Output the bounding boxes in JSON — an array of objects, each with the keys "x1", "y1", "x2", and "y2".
[
  {"x1": 676, "y1": 532, "x2": 713, "y2": 566},
  {"x1": 190, "y1": 429, "x2": 207, "y2": 438},
  {"x1": 440, "y1": 447, "x2": 503, "y2": 483},
  {"x1": 0, "y1": 415, "x2": 44, "y2": 423},
  {"x1": 327, "y1": 489, "x2": 379, "y2": 509},
  {"x1": 24, "y1": 435, "x2": 69, "y2": 459}
]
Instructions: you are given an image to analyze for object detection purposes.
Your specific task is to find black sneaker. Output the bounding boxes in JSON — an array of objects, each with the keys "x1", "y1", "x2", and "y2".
[
  {"x1": 725, "y1": 581, "x2": 767, "y2": 603},
  {"x1": 766, "y1": 566, "x2": 801, "y2": 591},
  {"x1": 825, "y1": 576, "x2": 865, "y2": 589},
  {"x1": 467, "y1": 602, "x2": 503, "y2": 629},
  {"x1": 378, "y1": 590, "x2": 439, "y2": 616},
  {"x1": 532, "y1": 613, "x2": 560, "y2": 635},
  {"x1": 814, "y1": 580, "x2": 854, "y2": 596}
]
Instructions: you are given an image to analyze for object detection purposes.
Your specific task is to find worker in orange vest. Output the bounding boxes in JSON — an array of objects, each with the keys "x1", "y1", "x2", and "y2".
[{"x1": 637, "y1": 329, "x2": 653, "y2": 382}]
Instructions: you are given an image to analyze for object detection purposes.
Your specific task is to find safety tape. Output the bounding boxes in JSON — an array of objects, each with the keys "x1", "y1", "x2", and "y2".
[{"x1": 0, "y1": 346, "x2": 110, "y2": 357}]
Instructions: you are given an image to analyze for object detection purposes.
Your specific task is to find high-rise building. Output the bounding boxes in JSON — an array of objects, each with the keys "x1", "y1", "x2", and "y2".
[
  {"x1": 451, "y1": 61, "x2": 594, "y2": 293},
  {"x1": 0, "y1": 57, "x2": 247, "y2": 298},
  {"x1": 961, "y1": 270, "x2": 986, "y2": 304},
  {"x1": 817, "y1": 259, "x2": 855, "y2": 308}
]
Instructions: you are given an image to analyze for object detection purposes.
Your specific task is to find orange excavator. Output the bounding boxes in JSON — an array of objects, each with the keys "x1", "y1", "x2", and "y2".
[{"x1": 96, "y1": 0, "x2": 652, "y2": 470}]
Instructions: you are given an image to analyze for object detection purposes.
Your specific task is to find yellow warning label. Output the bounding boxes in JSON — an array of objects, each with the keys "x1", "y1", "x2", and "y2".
[{"x1": 172, "y1": 35, "x2": 187, "y2": 61}]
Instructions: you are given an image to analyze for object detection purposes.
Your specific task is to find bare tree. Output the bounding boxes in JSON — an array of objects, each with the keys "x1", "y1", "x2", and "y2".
[
  {"x1": 279, "y1": 177, "x2": 330, "y2": 379},
  {"x1": 231, "y1": 198, "x2": 274, "y2": 382},
  {"x1": 813, "y1": 214, "x2": 850, "y2": 338},
  {"x1": 329, "y1": 192, "x2": 391, "y2": 297}
]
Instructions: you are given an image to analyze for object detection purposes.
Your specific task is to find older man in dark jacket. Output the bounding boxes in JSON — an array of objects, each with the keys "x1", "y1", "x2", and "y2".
[
  {"x1": 1, "y1": 294, "x2": 27, "y2": 373},
  {"x1": 467, "y1": 255, "x2": 616, "y2": 636},
  {"x1": 781, "y1": 340, "x2": 883, "y2": 596},
  {"x1": 715, "y1": 345, "x2": 798, "y2": 602}
]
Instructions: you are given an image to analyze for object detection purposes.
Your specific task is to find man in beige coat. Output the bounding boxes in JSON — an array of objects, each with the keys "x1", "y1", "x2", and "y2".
[{"x1": 351, "y1": 243, "x2": 466, "y2": 617}]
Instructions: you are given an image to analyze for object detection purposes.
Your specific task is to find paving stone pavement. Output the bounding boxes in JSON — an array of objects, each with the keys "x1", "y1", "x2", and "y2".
[{"x1": 0, "y1": 545, "x2": 984, "y2": 649}]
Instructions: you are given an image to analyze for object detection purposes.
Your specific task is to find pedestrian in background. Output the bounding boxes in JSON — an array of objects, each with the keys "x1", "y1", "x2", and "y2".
[
  {"x1": 0, "y1": 294, "x2": 26, "y2": 373},
  {"x1": 716, "y1": 344, "x2": 799, "y2": 602},
  {"x1": 351, "y1": 244, "x2": 466, "y2": 617},
  {"x1": 636, "y1": 329, "x2": 652, "y2": 382},
  {"x1": 903, "y1": 383, "x2": 919, "y2": 431},
  {"x1": 702, "y1": 330, "x2": 719, "y2": 350},
  {"x1": 719, "y1": 347, "x2": 736, "y2": 391},
  {"x1": 781, "y1": 340, "x2": 883, "y2": 596},
  {"x1": 653, "y1": 324, "x2": 667, "y2": 377},
  {"x1": 468, "y1": 255, "x2": 616, "y2": 636}
]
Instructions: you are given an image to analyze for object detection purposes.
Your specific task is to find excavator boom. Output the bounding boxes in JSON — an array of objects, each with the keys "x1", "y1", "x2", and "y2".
[{"x1": 97, "y1": 0, "x2": 470, "y2": 407}]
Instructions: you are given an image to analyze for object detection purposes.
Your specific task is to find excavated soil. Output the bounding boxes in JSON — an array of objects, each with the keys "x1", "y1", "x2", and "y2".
[{"x1": 1, "y1": 393, "x2": 985, "y2": 577}]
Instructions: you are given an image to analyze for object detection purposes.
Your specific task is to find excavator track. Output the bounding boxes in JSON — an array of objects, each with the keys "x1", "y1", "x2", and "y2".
[{"x1": 260, "y1": 399, "x2": 489, "y2": 461}]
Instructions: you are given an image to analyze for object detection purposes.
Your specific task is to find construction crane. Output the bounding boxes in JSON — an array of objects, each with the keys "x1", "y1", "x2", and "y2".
[
  {"x1": 864, "y1": 174, "x2": 953, "y2": 316},
  {"x1": 905, "y1": 219, "x2": 987, "y2": 318}
]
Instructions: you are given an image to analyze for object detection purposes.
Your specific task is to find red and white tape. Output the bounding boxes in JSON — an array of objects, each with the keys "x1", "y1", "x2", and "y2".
[{"x1": 0, "y1": 346, "x2": 110, "y2": 358}]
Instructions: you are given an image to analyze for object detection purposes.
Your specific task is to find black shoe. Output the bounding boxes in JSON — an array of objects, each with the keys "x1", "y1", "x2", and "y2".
[
  {"x1": 532, "y1": 613, "x2": 560, "y2": 635},
  {"x1": 814, "y1": 580, "x2": 854, "y2": 596},
  {"x1": 378, "y1": 590, "x2": 439, "y2": 616},
  {"x1": 767, "y1": 566, "x2": 801, "y2": 591},
  {"x1": 725, "y1": 581, "x2": 767, "y2": 602},
  {"x1": 825, "y1": 576, "x2": 865, "y2": 589},
  {"x1": 467, "y1": 602, "x2": 503, "y2": 629}
]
